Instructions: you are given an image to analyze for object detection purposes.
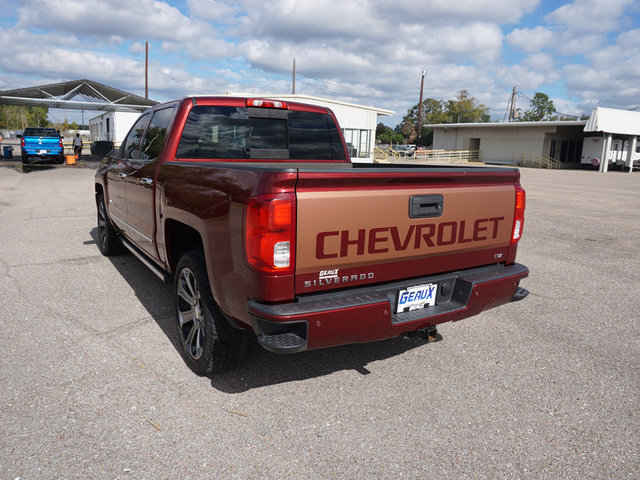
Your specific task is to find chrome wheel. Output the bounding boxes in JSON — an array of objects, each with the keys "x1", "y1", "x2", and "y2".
[
  {"x1": 177, "y1": 267, "x2": 212, "y2": 360},
  {"x1": 174, "y1": 250, "x2": 247, "y2": 374}
]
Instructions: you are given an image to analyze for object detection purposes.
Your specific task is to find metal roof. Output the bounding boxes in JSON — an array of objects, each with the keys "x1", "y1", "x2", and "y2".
[
  {"x1": 0, "y1": 79, "x2": 157, "y2": 112},
  {"x1": 426, "y1": 120, "x2": 586, "y2": 129}
]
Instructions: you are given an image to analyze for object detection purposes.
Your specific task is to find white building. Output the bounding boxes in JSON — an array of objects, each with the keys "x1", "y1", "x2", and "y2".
[
  {"x1": 228, "y1": 93, "x2": 393, "y2": 162},
  {"x1": 428, "y1": 106, "x2": 640, "y2": 172},
  {"x1": 89, "y1": 111, "x2": 142, "y2": 145},
  {"x1": 429, "y1": 120, "x2": 586, "y2": 165},
  {"x1": 583, "y1": 107, "x2": 640, "y2": 172}
]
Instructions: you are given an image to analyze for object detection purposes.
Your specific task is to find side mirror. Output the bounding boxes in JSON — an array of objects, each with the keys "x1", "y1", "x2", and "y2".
[
  {"x1": 90, "y1": 141, "x2": 115, "y2": 156},
  {"x1": 16, "y1": 134, "x2": 22, "y2": 139}
]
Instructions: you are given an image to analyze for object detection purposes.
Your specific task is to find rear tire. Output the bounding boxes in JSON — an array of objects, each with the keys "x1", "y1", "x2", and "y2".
[
  {"x1": 96, "y1": 193, "x2": 121, "y2": 256},
  {"x1": 175, "y1": 250, "x2": 247, "y2": 374}
]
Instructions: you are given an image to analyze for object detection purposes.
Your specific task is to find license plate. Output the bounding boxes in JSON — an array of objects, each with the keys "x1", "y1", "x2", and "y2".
[
  {"x1": 38, "y1": 150, "x2": 48, "y2": 154},
  {"x1": 396, "y1": 283, "x2": 437, "y2": 313}
]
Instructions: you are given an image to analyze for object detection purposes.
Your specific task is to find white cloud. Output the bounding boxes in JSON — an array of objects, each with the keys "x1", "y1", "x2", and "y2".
[
  {"x1": 522, "y1": 53, "x2": 554, "y2": 72},
  {"x1": 187, "y1": 0, "x2": 236, "y2": 22},
  {"x1": 506, "y1": 26, "x2": 554, "y2": 53},
  {"x1": 373, "y1": 0, "x2": 539, "y2": 24},
  {"x1": 1, "y1": 0, "x2": 639, "y2": 125},
  {"x1": 545, "y1": 0, "x2": 635, "y2": 33}
]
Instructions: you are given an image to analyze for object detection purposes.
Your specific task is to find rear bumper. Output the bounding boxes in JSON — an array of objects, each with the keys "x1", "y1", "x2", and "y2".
[
  {"x1": 22, "y1": 150, "x2": 64, "y2": 164},
  {"x1": 249, "y1": 263, "x2": 529, "y2": 353}
]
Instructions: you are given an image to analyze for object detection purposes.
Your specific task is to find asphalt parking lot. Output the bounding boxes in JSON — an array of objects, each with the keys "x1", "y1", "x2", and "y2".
[{"x1": 0, "y1": 162, "x2": 638, "y2": 479}]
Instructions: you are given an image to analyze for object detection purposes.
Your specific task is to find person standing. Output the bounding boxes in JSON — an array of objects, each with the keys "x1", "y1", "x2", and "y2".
[{"x1": 72, "y1": 133, "x2": 83, "y2": 159}]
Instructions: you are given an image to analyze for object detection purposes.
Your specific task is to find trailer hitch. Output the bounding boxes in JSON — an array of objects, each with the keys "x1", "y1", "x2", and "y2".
[{"x1": 405, "y1": 326, "x2": 442, "y2": 343}]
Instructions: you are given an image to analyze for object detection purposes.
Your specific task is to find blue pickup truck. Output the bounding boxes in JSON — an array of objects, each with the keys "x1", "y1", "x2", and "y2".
[{"x1": 19, "y1": 127, "x2": 65, "y2": 165}]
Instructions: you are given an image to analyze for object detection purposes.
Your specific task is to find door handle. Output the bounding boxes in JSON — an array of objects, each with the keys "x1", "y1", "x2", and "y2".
[{"x1": 409, "y1": 194, "x2": 444, "y2": 218}]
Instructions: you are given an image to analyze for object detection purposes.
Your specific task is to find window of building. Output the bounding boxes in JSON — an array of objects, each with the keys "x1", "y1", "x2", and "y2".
[{"x1": 343, "y1": 129, "x2": 371, "y2": 158}]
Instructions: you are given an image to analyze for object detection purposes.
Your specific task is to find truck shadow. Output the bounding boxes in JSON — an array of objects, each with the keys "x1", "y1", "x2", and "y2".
[{"x1": 90, "y1": 228, "x2": 433, "y2": 393}]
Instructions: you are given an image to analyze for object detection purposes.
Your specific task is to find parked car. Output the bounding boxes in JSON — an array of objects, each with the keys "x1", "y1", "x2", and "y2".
[{"x1": 393, "y1": 145, "x2": 416, "y2": 157}]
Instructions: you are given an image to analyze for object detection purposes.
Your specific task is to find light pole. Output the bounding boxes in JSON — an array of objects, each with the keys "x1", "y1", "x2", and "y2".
[{"x1": 417, "y1": 70, "x2": 426, "y2": 145}]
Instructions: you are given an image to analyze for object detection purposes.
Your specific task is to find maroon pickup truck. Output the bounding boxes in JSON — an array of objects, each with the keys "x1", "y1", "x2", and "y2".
[{"x1": 95, "y1": 96, "x2": 529, "y2": 374}]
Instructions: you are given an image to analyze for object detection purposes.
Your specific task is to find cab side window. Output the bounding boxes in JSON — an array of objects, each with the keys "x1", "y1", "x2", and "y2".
[
  {"x1": 121, "y1": 114, "x2": 150, "y2": 160},
  {"x1": 141, "y1": 107, "x2": 175, "y2": 160}
]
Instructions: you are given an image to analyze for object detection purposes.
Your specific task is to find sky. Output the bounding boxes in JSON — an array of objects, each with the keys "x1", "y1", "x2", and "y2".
[{"x1": 1, "y1": 0, "x2": 639, "y2": 127}]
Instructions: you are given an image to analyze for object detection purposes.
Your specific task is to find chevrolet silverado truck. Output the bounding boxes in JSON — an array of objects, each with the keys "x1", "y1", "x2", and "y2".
[
  {"x1": 95, "y1": 96, "x2": 529, "y2": 374},
  {"x1": 18, "y1": 127, "x2": 65, "y2": 165}
]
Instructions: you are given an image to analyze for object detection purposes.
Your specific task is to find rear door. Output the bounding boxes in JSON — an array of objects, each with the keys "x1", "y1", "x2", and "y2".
[{"x1": 294, "y1": 167, "x2": 518, "y2": 294}]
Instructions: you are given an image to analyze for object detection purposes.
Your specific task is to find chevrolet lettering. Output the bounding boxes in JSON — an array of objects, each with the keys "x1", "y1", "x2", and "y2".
[
  {"x1": 95, "y1": 95, "x2": 529, "y2": 376},
  {"x1": 315, "y1": 217, "x2": 505, "y2": 259}
]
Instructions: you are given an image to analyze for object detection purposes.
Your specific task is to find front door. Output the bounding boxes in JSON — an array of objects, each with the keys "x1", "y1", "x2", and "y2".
[
  {"x1": 125, "y1": 106, "x2": 176, "y2": 258},
  {"x1": 107, "y1": 113, "x2": 149, "y2": 239}
]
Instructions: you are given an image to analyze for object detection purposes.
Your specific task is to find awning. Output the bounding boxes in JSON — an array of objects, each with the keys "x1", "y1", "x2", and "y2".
[
  {"x1": 584, "y1": 107, "x2": 640, "y2": 136},
  {"x1": 0, "y1": 79, "x2": 157, "y2": 112}
]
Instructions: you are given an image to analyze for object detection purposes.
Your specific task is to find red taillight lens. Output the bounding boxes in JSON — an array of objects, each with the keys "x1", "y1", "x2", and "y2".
[
  {"x1": 21, "y1": 138, "x2": 25, "y2": 148},
  {"x1": 59, "y1": 138, "x2": 64, "y2": 149},
  {"x1": 510, "y1": 184, "x2": 526, "y2": 245},
  {"x1": 245, "y1": 194, "x2": 295, "y2": 274}
]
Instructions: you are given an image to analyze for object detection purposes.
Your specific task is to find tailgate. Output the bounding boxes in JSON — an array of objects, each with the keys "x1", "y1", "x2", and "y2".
[
  {"x1": 295, "y1": 167, "x2": 519, "y2": 294},
  {"x1": 25, "y1": 137, "x2": 60, "y2": 151}
]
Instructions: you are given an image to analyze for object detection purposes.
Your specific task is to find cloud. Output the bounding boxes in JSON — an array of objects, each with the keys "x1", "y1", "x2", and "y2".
[
  {"x1": 561, "y1": 32, "x2": 640, "y2": 111},
  {"x1": 373, "y1": 0, "x2": 539, "y2": 24},
  {"x1": 187, "y1": 0, "x2": 236, "y2": 22},
  {"x1": 1, "y1": 0, "x2": 639, "y2": 127},
  {"x1": 545, "y1": 0, "x2": 635, "y2": 33},
  {"x1": 506, "y1": 26, "x2": 554, "y2": 53}
]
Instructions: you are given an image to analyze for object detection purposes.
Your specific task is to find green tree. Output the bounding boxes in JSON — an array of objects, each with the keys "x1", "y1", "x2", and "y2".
[
  {"x1": 377, "y1": 126, "x2": 404, "y2": 144},
  {"x1": 519, "y1": 92, "x2": 556, "y2": 121},
  {"x1": 445, "y1": 90, "x2": 490, "y2": 123},
  {"x1": 397, "y1": 91, "x2": 490, "y2": 143},
  {"x1": 0, "y1": 105, "x2": 50, "y2": 129},
  {"x1": 397, "y1": 98, "x2": 448, "y2": 143}
]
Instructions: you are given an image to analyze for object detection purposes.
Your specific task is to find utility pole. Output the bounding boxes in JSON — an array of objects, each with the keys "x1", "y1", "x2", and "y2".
[
  {"x1": 292, "y1": 58, "x2": 296, "y2": 94},
  {"x1": 145, "y1": 41, "x2": 149, "y2": 99},
  {"x1": 508, "y1": 85, "x2": 517, "y2": 122},
  {"x1": 416, "y1": 70, "x2": 426, "y2": 144}
]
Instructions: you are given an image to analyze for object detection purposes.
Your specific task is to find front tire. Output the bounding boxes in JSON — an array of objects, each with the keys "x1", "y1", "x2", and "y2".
[
  {"x1": 96, "y1": 193, "x2": 121, "y2": 256},
  {"x1": 175, "y1": 250, "x2": 247, "y2": 374}
]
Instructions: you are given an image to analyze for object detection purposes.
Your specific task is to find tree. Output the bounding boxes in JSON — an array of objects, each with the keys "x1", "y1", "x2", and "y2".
[
  {"x1": 0, "y1": 105, "x2": 50, "y2": 129},
  {"x1": 519, "y1": 92, "x2": 556, "y2": 121},
  {"x1": 396, "y1": 91, "x2": 490, "y2": 144},
  {"x1": 445, "y1": 90, "x2": 490, "y2": 123},
  {"x1": 376, "y1": 123, "x2": 404, "y2": 144},
  {"x1": 397, "y1": 98, "x2": 448, "y2": 144}
]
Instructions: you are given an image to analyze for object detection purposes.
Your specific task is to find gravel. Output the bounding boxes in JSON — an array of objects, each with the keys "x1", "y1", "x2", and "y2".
[{"x1": 0, "y1": 163, "x2": 638, "y2": 479}]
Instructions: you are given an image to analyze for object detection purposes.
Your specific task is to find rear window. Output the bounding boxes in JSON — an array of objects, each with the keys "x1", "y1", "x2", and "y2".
[
  {"x1": 23, "y1": 128, "x2": 59, "y2": 137},
  {"x1": 176, "y1": 106, "x2": 345, "y2": 160}
]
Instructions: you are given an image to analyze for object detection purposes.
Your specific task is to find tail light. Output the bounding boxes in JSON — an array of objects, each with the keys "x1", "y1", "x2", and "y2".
[
  {"x1": 59, "y1": 138, "x2": 64, "y2": 149},
  {"x1": 245, "y1": 194, "x2": 295, "y2": 275},
  {"x1": 510, "y1": 184, "x2": 526, "y2": 245},
  {"x1": 21, "y1": 138, "x2": 25, "y2": 148}
]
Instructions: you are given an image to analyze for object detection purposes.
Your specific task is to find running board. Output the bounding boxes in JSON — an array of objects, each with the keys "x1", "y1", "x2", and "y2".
[{"x1": 121, "y1": 238, "x2": 170, "y2": 283}]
